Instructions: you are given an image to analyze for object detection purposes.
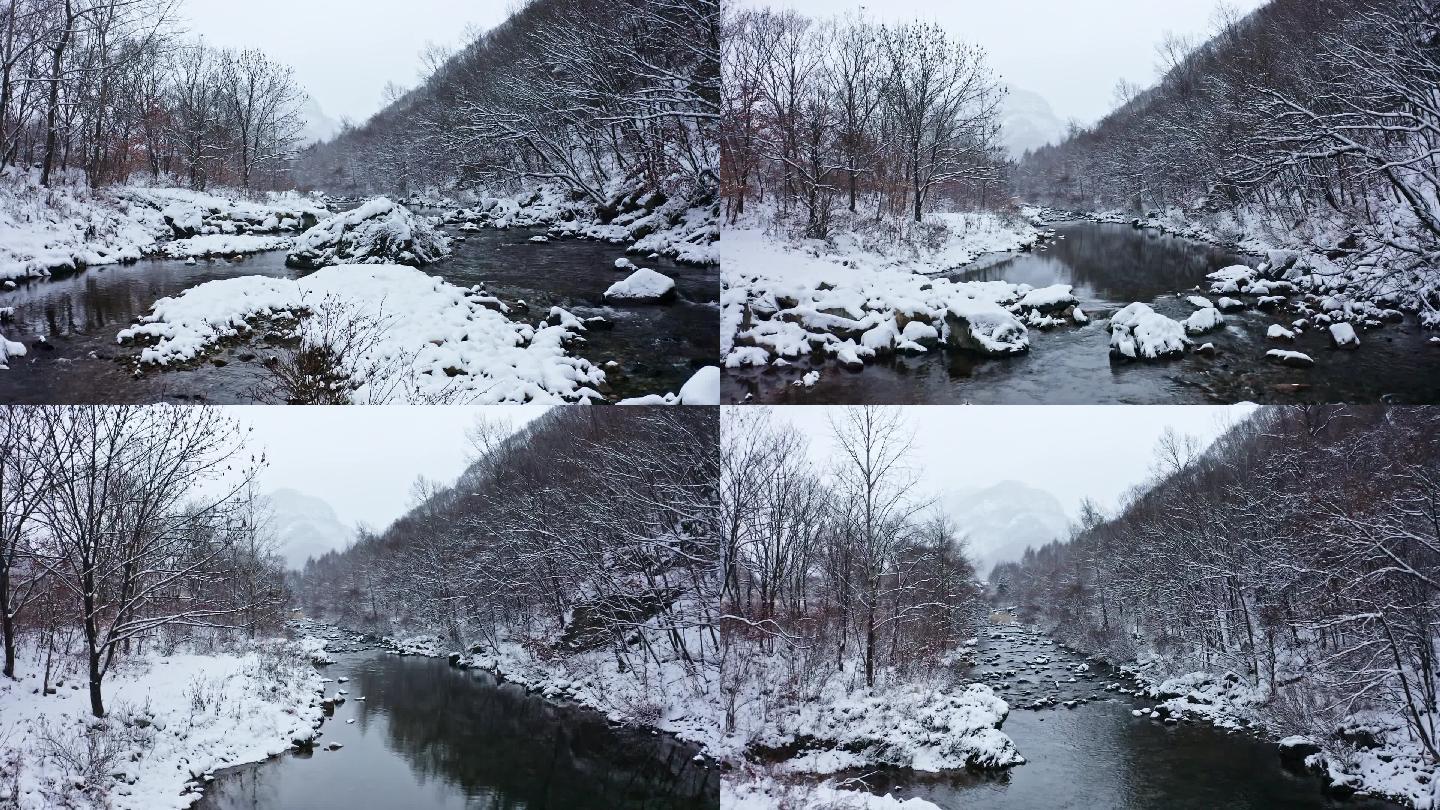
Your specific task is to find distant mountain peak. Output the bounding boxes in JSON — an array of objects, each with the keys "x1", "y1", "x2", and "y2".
[
  {"x1": 264, "y1": 488, "x2": 353, "y2": 570},
  {"x1": 941, "y1": 481, "x2": 1071, "y2": 576},
  {"x1": 999, "y1": 87, "x2": 1067, "y2": 159}
]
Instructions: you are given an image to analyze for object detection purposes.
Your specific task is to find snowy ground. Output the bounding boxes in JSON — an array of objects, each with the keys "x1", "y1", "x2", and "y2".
[
  {"x1": 0, "y1": 168, "x2": 329, "y2": 281},
  {"x1": 116, "y1": 263, "x2": 607, "y2": 404},
  {"x1": 0, "y1": 641, "x2": 325, "y2": 810},
  {"x1": 721, "y1": 214, "x2": 1078, "y2": 374}
]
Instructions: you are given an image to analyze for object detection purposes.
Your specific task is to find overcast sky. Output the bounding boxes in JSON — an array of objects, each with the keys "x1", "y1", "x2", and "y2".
[
  {"x1": 179, "y1": 0, "x2": 516, "y2": 123},
  {"x1": 231, "y1": 405, "x2": 546, "y2": 532},
  {"x1": 739, "y1": 0, "x2": 1270, "y2": 124},
  {"x1": 761, "y1": 405, "x2": 1256, "y2": 519}
]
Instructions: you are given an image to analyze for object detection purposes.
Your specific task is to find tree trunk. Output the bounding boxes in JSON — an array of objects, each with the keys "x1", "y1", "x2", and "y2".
[{"x1": 40, "y1": 0, "x2": 72, "y2": 187}]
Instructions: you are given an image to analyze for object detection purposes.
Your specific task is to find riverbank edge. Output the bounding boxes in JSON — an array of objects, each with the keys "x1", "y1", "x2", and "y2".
[
  {"x1": 719, "y1": 212, "x2": 1085, "y2": 388},
  {"x1": 0, "y1": 640, "x2": 330, "y2": 810},
  {"x1": 1041, "y1": 634, "x2": 1434, "y2": 809},
  {"x1": 296, "y1": 622, "x2": 720, "y2": 764},
  {"x1": 1029, "y1": 204, "x2": 1440, "y2": 338}
]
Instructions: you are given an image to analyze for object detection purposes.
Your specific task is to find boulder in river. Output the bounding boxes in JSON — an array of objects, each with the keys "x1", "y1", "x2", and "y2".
[
  {"x1": 1109, "y1": 303, "x2": 1188, "y2": 361},
  {"x1": 604, "y1": 267, "x2": 677, "y2": 304},
  {"x1": 285, "y1": 198, "x2": 450, "y2": 269},
  {"x1": 1277, "y1": 735, "x2": 1322, "y2": 770}
]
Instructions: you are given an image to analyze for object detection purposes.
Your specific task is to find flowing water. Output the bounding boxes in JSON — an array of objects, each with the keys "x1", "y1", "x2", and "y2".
[
  {"x1": 723, "y1": 222, "x2": 1440, "y2": 405},
  {"x1": 0, "y1": 226, "x2": 717, "y2": 403},
  {"x1": 196, "y1": 650, "x2": 718, "y2": 810},
  {"x1": 852, "y1": 628, "x2": 1405, "y2": 810}
]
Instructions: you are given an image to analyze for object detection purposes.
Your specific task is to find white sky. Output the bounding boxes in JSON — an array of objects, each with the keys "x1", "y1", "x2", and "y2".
[
  {"x1": 739, "y1": 0, "x2": 1270, "y2": 124},
  {"x1": 230, "y1": 405, "x2": 547, "y2": 532},
  {"x1": 754, "y1": 405, "x2": 1256, "y2": 519},
  {"x1": 178, "y1": 0, "x2": 519, "y2": 123}
]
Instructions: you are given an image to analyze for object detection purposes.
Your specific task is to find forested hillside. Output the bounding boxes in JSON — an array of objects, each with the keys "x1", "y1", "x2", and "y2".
[
  {"x1": 996, "y1": 406, "x2": 1440, "y2": 805},
  {"x1": 295, "y1": 0, "x2": 718, "y2": 210},
  {"x1": 1015, "y1": 0, "x2": 1439, "y2": 323},
  {"x1": 295, "y1": 407, "x2": 720, "y2": 743}
]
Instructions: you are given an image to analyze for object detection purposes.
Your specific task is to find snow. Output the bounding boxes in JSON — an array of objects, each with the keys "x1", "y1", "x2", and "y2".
[
  {"x1": 1329, "y1": 322, "x2": 1360, "y2": 348},
  {"x1": 1266, "y1": 324, "x2": 1295, "y2": 340},
  {"x1": 0, "y1": 169, "x2": 325, "y2": 281},
  {"x1": 116, "y1": 264, "x2": 606, "y2": 403},
  {"x1": 1268, "y1": 348, "x2": 1316, "y2": 368},
  {"x1": 159, "y1": 234, "x2": 291, "y2": 258},
  {"x1": 286, "y1": 197, "x2": 449, "y2": 268},
  {"x1": 1015, "y1": 283, "x2": 1077, "y2": 311},
  {"x1": 0, "y1": 641, "x2": 324, "y2": 810},
  {"x1": 723, "y1": 769, "x2": 942, "y2": 810},
  {"x1": 1182, "y1": 305, "x2": 1224, "y2": 335},
  {"x1": 603, "y1": 267, "x2": 677, "y2": 303},
  {"x1": 441, "y1": 178, "x2": 718, "y2": 266},
  {"x1": 729, "y1": 663, "x2": 1022, "y2": 777},
  {"x1": 1109, "y1": 303, "x2": 1189, "y2": 360},
  {"x1": 617, "y1": 366, "x2": 720, "y2": 405},
  {"x1": 0, "y1": 329, "x2": 26, "y2": 369},
  {"x1": 721, "y1": 219, "x2": 1049, "y2": 372}
]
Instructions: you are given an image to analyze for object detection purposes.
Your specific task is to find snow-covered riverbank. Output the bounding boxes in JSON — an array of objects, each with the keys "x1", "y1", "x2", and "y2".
[
  {"x1": 0, "y1": 169, "x2": 330, "y2": 282},
  {"x1": 0, "y1": 642, "x2": 325, "y2": 810},
  {"x1": 295, "y1": 615, "x2": 720, "y2": 755},
  {"x1": 1114, "y1": 662, "x2": 1439, "y2": 808},
  {"x1": 721, "y1": 211, "x2": 1076, "y2": 378},
  {"x1": 429, "y1": 176, "x2": 718, "y2": 267},
  {"x1": 1034, "y1": 203, "x2": 1440, "y2": 338}
]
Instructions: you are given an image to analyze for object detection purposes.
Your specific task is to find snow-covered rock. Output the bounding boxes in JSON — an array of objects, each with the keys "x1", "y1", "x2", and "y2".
[
  {"x1": 1266, "y1": 349, "x2": 1314, "y2": 367},
  {"x1": 286, "y1": 198, "x2": 449, "y2": 269},
  {"x1": 603, "y1": 267, "x2": 678, "y2": 303},
  {"x1": 0, "y1": 329, "x2": 26, "y2": 369},
  {"x1": 617, "y1": 366, "x2": 719, "y2": 405},
  {"x1": 1266, "y1": 324, "x2": 1295, "y2": 341},
  {"x1": 1109, "y1": 303, "x2": 1189, "y2": 360},
  {"x1": 1182, "y1": 306, "x2": 1224, "y2": 335},
  {"x1": 1207, "y1": 264, "x2": 1255, "y2": 294},
  {"x1": 1328, "y1": 322, "x2": 1360, "y2": 349}
]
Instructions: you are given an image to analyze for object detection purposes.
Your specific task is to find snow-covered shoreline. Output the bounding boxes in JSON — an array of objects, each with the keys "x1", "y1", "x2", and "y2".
[
  {"x1": 1052, "y1": 647, "x2": 1440, "y2": 808},
  {"x1": 721, "y1": 212, "x2": 1076, "y2": 378},
  {"x1": 428, "y1": 176, "x2": 718, "y2": 267},
  {"x1": 1031, "y1": 203, "x2": 1440, "y2": 336},
  {"x1": 295, "y1": 619, "x2": 720, "y2": 755},
  {"x1": 0, "y1": 641, "x2": 326, "y2": 810},
  {"x1": 116, "y1": 263, "x2": 608, "y2": 404},
  {"x1": 0, "y1": 169, "x2": 331, "y2": 282}
]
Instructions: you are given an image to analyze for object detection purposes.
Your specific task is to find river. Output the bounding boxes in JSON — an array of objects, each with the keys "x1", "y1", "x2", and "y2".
[
  {"x1": 851, "y1": 627, "x2": 1406, "y2": 810},
  {"x1": 0, "y1": 225, "x2": 717, "y2": 403},
  {"x1": 195, "y1": 647, "x2": 717, "y2": 810},
  {"x1": 723, "y1": 222, "x2": 1440, "y2": 405}
]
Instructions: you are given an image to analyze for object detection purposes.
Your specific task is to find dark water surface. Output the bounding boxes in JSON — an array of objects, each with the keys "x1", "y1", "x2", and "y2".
[
  {"x1": 197, "y1": 651, "x2": 717, "y2": 810},
  {"x1": 856, "y1": 629, "x2": 1404, "y2": 810},
  {"x1": 724, "y1": 222, "x2": 1440, "y2": 404},
  {"x1": 0, "y1": 226, "x2": 717, "y2": 403}
]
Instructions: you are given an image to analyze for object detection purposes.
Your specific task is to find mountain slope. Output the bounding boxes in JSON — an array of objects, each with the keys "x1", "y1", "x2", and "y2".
[
  {"x1": 941, "y1": 481, "x2": 1070, "y2": 576},
  {"x1": 265, "y1": 488, "x2": 353, "y2": 570},
  {"x1": 998, "y1": 87, "x2": 1066, "y2": 159}
]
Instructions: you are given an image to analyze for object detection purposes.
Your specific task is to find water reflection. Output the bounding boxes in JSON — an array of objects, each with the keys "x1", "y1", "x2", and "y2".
[{"x1": 199, "y1": 653, "x2": 717, "y2": 810}]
